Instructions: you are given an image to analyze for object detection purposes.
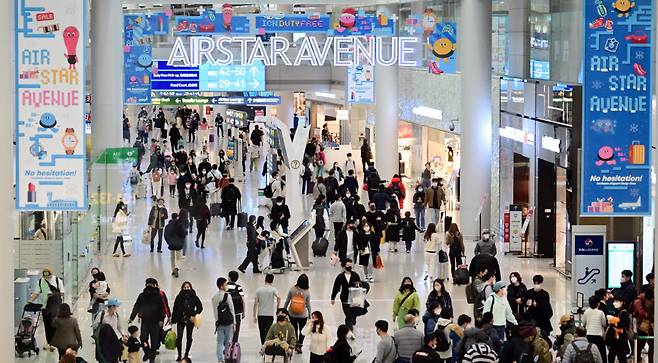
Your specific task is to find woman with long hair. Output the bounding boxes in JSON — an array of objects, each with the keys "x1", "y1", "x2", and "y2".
[
  {"x1": 392, "y1": 277, "x2": 421, "y2": 329},
  {"x1": 328, "y1": 325, "x2": 356, "y2": 362},
  {"x1": 111, "y1": 201, "x2": 131, "y2": 257},
  {"x1": 445, "y1": 223, "x2": 465, "y2": 277},
  {"x1": 426, "y1": 279, "x2": 453, "y2": 318},
  {"x1": 302, "y1": 311, "x2": 331, "y2": 363},
  {"x1": 171, "y1": 281, "x2": 203, "y2": 361},
  {"x1": 51, "y1": 303, "x2": 82, "y2": 359},
  {"x1": 358, "y1": 221, "x2": 379, "y2": 283},
  {"x1": 423, "y1": 223, "x2": 439, "y2": 281},
  {"x1": 284, "y1": 274, "x2": 312, "y2": 353}
]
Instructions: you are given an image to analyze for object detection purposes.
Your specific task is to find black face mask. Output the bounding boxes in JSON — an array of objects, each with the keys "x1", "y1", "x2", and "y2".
[
  {"x1": 403, "y1": 284, "x2": 413, "y2": 290},
  {"x1": 344, "y1": 266, "x2": 352, "y2": 272}
]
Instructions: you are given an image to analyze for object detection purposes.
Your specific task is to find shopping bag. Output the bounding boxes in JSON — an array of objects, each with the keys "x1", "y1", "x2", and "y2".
[
  {"x1": 142, "y1": 229, "x2": 151, "y2": 245},
  {"x1": 374, "y1": 255, "x2": 384, "y2": 269},
  {"x1": 629, "y1": 141, "x2": 646, "y2": 165},
  {"x1": 348, "y1": 287, "x2": 365, "y2": 308},
  {"x1": 193, "y1": 315, "x2": 201, "y2": 329},
  {"x1": 329, "y1": 253, "x2": 339, "y2": 266},
  {"x1": 164, "y1": 329, "x2": 177, "y2": 350}
]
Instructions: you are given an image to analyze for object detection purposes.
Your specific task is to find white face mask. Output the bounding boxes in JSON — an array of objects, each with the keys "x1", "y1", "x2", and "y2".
[
  {"x1": 482, "y1": 234, "x2": 490, "y2": 240},
  {"x1": 613, "y1": 301, "x2": 623, "y2": 309},
  {"x1": 533, "y1": 284, "x2": 542, "y2": 290},
  {"x1": 510, "y1": 276, "x2": 518, "y2": 284},
  {"x1": 345, "y1": 193, "x2": 351, "y2": 198},
  {"x1": 432, "y1": 182, "x2": 438, "y2": 187}
]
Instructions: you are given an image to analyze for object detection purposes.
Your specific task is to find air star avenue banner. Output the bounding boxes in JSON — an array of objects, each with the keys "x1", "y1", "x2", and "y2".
[
  {"x1": 15, "y1": 0, "x2": 87, "y2": 210},
  {"x1": 581, "y1": 0, "x2": 653, "y2": 216}
]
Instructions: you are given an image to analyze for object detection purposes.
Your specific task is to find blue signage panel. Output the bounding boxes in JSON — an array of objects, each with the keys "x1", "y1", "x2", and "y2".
[
  {"x1": 581, "y1": 1, "x2": 653, "y2": 216},
  {"x1": 245, "y1": 96, "x2": 281, "y2": 106},
  {"x1": 148, "y1": 13, "x2": 170, "y2": 35},
  {"x1": 198, "y1": 62, "x2": 265, "y2": 92},
  {"x1": 574, "y1": 235, "x2": 604, "y2": 256},
  {"x1": 530, "y1": 59, "x2": 550, "y2": 80},
  {"x1": 124, "y1": 45, "x2": 152, "y2": 104},
  {"x1": 173, "y1": 10, "x2": 250, "y2": 35},
  {"x1": 346, "y1": 64, "x2": 374, "y2": 104},
  {"x1": 328, "y1": 9, "x2": 396, "y2": 36},
  {"x1": 427, "y1": 22, "x2": 458, "y2": 74},
  {"x1": 255, "y1": 15, "x2": 331, "y2": 33}
]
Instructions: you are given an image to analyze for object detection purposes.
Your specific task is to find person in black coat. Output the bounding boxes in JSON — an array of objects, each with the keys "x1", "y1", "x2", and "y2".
[
  {"x1": 220, "y1": 178, "x2": 242, "y2": 230},
  {"x1": 171, "y1": 281, "x2": 203, "y2": 361},
  {"x1": 506, "y1": 272, "x2": 527, "y2": 317},
  {"x1": 334, "y1": 221, "x2": 361, "y2": 263},
  {"x1": 97, "y1": 323, "x2": 123, "y2": 363},
  {"x1": 343, "y1": 169, "x2": 359, "y2": 196},
  {"x1": 360, "y1": 140, "x2": 371, "y2": 173},
  {"x1": 384, "y1": 205, "x2": 401, "y2": 252},
  {"x1": 400, "y1": 211, "x2": 423, "y2": 253},
  {"x1": 169, "y1": 124, "x2": 182, "y2": 152},
  {"x1": 128, "y1": 279, "x2": 166, "y2": 362},
  {"x1": 238, "y1": 215, "x2": 261, "y2": 273},
  {"x1": 468, "y1": 253, "x2": 501, "y2": 281},
  {"x1": 178, "y1": 181, "x2": 195, "y2": 211},
  {"x1": 194, "y1": 201, "x2": 211, "y2": 248},
  {"x1": 270, "y1": 196, "x2": 292, "y2": 253},
  {"x1": 165, "y1": 214, "x2": 187, "y2": 276},
  {"x1": 523, "y1": 274, "x2": 553, "y2": 336},
  {"x1": 328, "y1": 325, "x2": 357, "y2": 362},
  {"x1": 330, "y1": 260, "x2": 362, "y2": 330}
]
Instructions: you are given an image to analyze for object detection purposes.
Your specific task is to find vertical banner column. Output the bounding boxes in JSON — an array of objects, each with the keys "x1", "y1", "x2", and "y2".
[
  {"x1": 581, "y1": 0, "x2": 653, "y2": 216},
  {"x1": 123, "y1": 14, "x2": 153, "y2": 104},
  {"x1": 15, "y1": 0, "x2": 87, "y2": 210}
]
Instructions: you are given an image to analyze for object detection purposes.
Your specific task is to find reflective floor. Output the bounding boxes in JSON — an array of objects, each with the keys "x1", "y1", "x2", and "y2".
[{"x1": 21, "y1": 137, "x2": 572, "y2": 363}]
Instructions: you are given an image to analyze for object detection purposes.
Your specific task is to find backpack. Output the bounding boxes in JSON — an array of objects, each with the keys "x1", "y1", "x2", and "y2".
[
  {"x1": 529, "y1": 333, "x2": 552, "y2": 363},
  {"x1": 434, "y1": 323, "x2": 451, "y2": 352},
  {"x1": 516, "y1": 340, "x2": 535, "y2": 363},
  {"x1": 215, "y1": 294, "x2": 234, "y2": 327},
  {"x1": 289, "y1": 291, "x2": 306, "y2": 315},
  {"x1": 571, "y1": 342, "x2": 597, "y2": 363},
  {"x1": 465, "y1": 281, "x2": 483, "y2": 304},
  {"x1": 263, "y1": 182, "x2": 273, "y2": 198},
  {"x1": 228, "y1": 285, "x2": 244, "y2": 315}
]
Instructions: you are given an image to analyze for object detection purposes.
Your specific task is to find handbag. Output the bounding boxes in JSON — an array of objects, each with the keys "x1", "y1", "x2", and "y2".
[
  {"x1": 193, "y1": 315, "x2": 202, "y2": 329},
  {"x1": 348, "y1": 287, "x2": 365, "y2": 308},
  {"x1": 142, "y1": 229, "x2": 151, "y2": 245},
  {"x1": 438, "y1": 250, "x2": 449, "y2": 263},
  {"x1": 359, "y1": 246, "x2": 370, "y2": 256},
  {"x1": 329, "y1": 253, "x2": 339, "y2": 266}
]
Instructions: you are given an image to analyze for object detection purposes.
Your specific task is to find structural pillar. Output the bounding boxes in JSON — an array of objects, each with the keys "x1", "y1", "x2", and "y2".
[
  {"x1": 459, "y1": 0, "x2": 492, "y2": 240},
  {"x1": 91, "y1": 0, "x2": 123, "y2": 159},
  {"x1": 374, "y1": 5, "x2": 399, "y2": 180},
  {"x1": 277, "y1": 91, "x2": 295, "y2": 128},
  {"x1": 507, "y1": 0, "x2": 530, "y2": 78},
  {"x1": 2, "y1": 0, "x2": 15, "y2": 358}
]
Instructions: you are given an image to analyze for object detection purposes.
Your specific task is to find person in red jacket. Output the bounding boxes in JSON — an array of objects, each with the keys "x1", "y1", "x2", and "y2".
[
  {"x1": 633, "y1": 288, "x2": 654, "y2": 363},
  {"x1": 388, "y1": 175, "x2": 406, "y2": 209}
]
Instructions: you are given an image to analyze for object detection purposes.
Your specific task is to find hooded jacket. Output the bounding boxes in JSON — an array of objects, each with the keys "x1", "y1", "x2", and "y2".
[
  {"x1": 172, "y1": 289, "x2": 203, "y2": 324},
  {"x1": 130, "y1": 286, "x2": 165, "y2": 323}
]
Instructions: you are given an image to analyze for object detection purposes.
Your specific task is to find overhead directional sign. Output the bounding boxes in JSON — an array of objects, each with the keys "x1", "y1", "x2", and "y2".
[
  {"x1": 199, "y1": 61, "x2": 265, "y2": 92},
  {"x1": 151, "y1": 94, "x2": 279, "y2": 106}
]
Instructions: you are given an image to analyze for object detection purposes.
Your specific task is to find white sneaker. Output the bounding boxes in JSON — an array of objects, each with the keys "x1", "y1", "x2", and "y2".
[{"x1": 112, "y1": 253, "x2": 120, "y2": 257}]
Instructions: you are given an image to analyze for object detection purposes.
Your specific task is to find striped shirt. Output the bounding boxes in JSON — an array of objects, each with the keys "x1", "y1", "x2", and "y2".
[
  {"x1": 463, "y1": 343, "x2": 498, "y2": 363},
  {"x1": 226, "y1": 282, "x2": 245, "y2": 315}
]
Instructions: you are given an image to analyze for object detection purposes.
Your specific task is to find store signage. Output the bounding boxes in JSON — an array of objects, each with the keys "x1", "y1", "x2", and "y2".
[
  {"x1": 530, "y1": 59, "x2": 550, "y2": 80},
  {"x1": 607, "y1": 242, "x2": 635, "y2": 288},
  {"x1": 152, "y1": 60, "x2": 265, "y2": 92},
  {"x1": 571, "y1": 225, "x2": 606, "y2": 308},
  {"x1": 255, "y1": 15, "x2": 331, "y2": 33},
  {"x1": 582, "y1": 0, "x2": 652, "y2": 216},
  {"x1": 167, "y1": 36, "x2": 419, "y2": 67},
  {"x1": 499, "y1": 126, "x2": 534, "y2": 145},
  {"x1": 346, "y1": 63, "x2": 374, "y2": 104},
  {"x1": 96, "y1": 147, "x2": 138, "y2": 164},
  {"x1": 541, "y1": 136, "x2": 561, "y2": 153},
  {"x1": 15, "y1": 0, "x2": 87, "y2": 210},
  {"x1": 245, "y1": 96, "x2": 280, "y2": 106},
  {"x1": 509, "y1": 205, "x2": 523, "y2": 252}
]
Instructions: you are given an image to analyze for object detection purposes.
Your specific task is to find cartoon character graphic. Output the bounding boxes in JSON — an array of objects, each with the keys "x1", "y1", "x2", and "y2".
[
  {"x1": 595, "y1": 145, "x2": 616, "y2": 166},
  {"x1": 137, "y1": 53, "x2": 153, "y2": 68},
  {"x1": 337, "y1": 8, "x2": 358, "y2": 32},
  {"x1": 39, "y1": 112, "x2": 57, "y2": 128},
  {"x1": 62, "y1": 26, "x2": 79, "y2": 70},
  {"x1": 421, "y1": 8, "x2": 437, "y2": 36},
  {"x1": 612, "y1": 0, "x2": 635, "y2": 17},
  {"x1": 222, "y1": 3, "x2": 234, "y2": 31},
  {"x1": 427, "y1": 30, "x2": 456, "y2": 63}
]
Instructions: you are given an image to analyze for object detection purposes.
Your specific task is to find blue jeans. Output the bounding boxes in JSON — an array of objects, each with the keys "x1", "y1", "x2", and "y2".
[
  {"x1": 494, "y1": 325, "x2": 506, "y2": 341},
  {"x1": 414, "y1": 207, "x2": 425, "y2": 229},
  {"x1": 216, "y1": 324, "x2": 233, "y2": 361}
]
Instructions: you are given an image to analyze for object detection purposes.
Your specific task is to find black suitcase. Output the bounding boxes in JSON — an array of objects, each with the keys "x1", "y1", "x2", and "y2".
[
  {"x1": 444, "y1": 215, "x2": 452, "y2": 233},
  {"x1": 237, "y1": 212, "x2": 248, "y2": 228},
  {"x1": 453, "y1": 265, "x2": 470, "y2": 285},
  {"x1": 312, "y1": 237, "x2": 329, "y2": 256}
]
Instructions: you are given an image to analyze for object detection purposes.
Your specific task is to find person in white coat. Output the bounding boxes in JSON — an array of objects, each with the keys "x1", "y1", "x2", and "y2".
[
  {"x1": 111, "y1": 201, "x2": 131, "y2": 257},
  {"x1": 423, "y1": 223, "x2": 439, "y2": 282},
  {"x1": 301, "y1": 311, "x2": 332, "y2": 363},
  {"x1": 150, "y1": 168, "x2": 164, "y2": 201}
]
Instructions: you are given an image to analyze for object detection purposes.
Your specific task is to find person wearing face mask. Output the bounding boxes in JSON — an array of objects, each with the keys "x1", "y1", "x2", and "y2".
[
  {"x1": 334, "y1": 220, "x2": 361, "y2": 263},
  {"x1": 343, "y1": 169, "x2": 359, "y2": 197},
  {"x1": 358, "y1": 221, "x2": 379, "y2": 283},
  {"x1": 474, "y1": 229, "x2": 497, "y2": 256},
  {"x1": 365, "y1": 202, "x2": 385, "y2": 240},
  {"x1": 424, "y1": 178, "x2": 446, "y2": 226},
  {"x1": 426, "y1": 279, "x2": 454, "y2": 318},
  {"x1": 450, "y1": 314, "x2": 471, "y2": 362},
  {"x1": 220, "y1": 178, "x2": 242, "y2": 230},
  {"x1": 610, "y1": 269, "x2": 637, "y2": 310},
  {"x1": 373, "y1": 320, "x2": 396, "y2": 363},
  {"x1": 412, "y1": 182, "x2": 426, "y2": 229},
  {"x1": 343, "y1": 153, "x2": 357, "y2": 176},
  {"x1": 111, "y1": 201, "x2": 131, "y2": 257},
  {"x1": 329, "y1": 162, "x2": 344, "y2": 182},
  {"x1": 330, "y1": 259, "x2": 362, "y2": 330},
  {"x1": 178, "y1": 181, "x2": 195, "y2": 212},
  {"x1": 420, "y1": 162, "x2": 434, "y2": 189},
  {"x1": 384, "y1": 202, "x2": 402, "y2": 253},
  {"x1": 506, "y1": 272, "x2": 527, "y2": 317},
  {"x1": 412, "y1": 330, "x2": 443, "y2": 363},
  {"x1": 482, "y1": 281, "x2": 518, "y2": 340},
  {"x1": 329, "y1": 196, "x2": 347, "y2": 237},
  {"x1": 523, "y1": 275, "x2": 553, "y2": 336},
  {"x1": 393, "y1": 277, "x2": 422, "y2": 330},
  {"x1": 171, "y1": 281, "x2": 203, "y2": 362},
  {"x1": 148, "y1": 198, "x2": 169, "y2": 253},
  {"x1": 30, "y1": 267, "x2": 65, "y2": 351},
  {"x1": 270, "y1": 196, "x2": 292, "y2": 254}
]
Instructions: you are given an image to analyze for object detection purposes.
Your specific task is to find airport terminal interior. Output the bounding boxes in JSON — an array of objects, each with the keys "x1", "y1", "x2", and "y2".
[{"x1": 3, "y1": 0, "x2": 658, "y2": 362}]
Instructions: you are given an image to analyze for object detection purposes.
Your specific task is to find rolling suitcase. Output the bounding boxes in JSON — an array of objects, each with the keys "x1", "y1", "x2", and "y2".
[
  {"x1": 209, "y1": 133, "x2": 215, "y2": 143},
  {"x1": 237, "y1": 201, "x2": 247, "y2": 228},
  {"x1": 224, "y1": 341, "x2": 241, "y2": 363},
  {"x1": 312, "y1": 231, "x2": 329, "y2": 256}
]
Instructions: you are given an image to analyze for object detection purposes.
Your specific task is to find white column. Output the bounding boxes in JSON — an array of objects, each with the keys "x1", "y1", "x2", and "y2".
[
  {"x1": 277, "y1": 91, "x2": 295, "y2": 128},
  {"x1": 507, "y1": 0, "x2": 530, "y2": 78},
  {"x1": 374, "y1": 5, "x2": 399, "y2": 180},
  {"x1": 2, "y1": 0, "x2": 15, "y2": 358},
  {"x1": 459, "y1": 0, "x2": 492, "y2": 240},
  {"x1": 91, "y1": 0, "x2": 123, "y2": 158}
]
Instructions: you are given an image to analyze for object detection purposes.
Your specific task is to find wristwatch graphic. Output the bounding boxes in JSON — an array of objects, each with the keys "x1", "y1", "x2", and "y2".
[{"x1": 61, "y1": 128, "x2": 79, "y2": 155}]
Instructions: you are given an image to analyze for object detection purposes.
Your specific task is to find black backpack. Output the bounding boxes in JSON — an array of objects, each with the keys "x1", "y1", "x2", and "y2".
[
  {"x1": 215, "y1": 294, "x2": 234, "y2": 327},
  {"x1": 228, "y1": 285, "x2": 244, "y2": 315},
  {"x1": 263, "y1": 183, "x2": 273, "y2": 198},
  {"x1": 434, "y1": 323, "x2": 451, "y2": 352},
  {"x1": 571, "y1": 342, "x2": 597, "y2": 363}
]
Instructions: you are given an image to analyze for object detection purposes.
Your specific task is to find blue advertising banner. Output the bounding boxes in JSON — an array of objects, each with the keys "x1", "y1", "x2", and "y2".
[
  {"x1": 328, "y1": 8, "x2": 396, "y2": 36},
  {"x1": 427, "y1": 22, "x2": 457, "y2": 75},
  {"x1": 15, "y1": 0, "x2": 87, "y2": 210},
  {"x1": 255, "y1": 15, "x2": 331, "y2": 33},
  {"x1": 581, "y1": 0, "x2": 653, "y2": 216},
  {"x1": 148, "y1": 13, "x2": 170, "y2": 35},
  {"x1": 173, "y1": 9, "x2": 250, "y2": 35},
  {"x1": 124, "y1": 14, "x2": 153, "y2": 46},
  {"x1": 346, "y1": 64, "x2": 374, "y2": 104},
  {"x1": 198, "y1": 62, "x2": 265, "y2": 92},
  {"x1": 124, "y1": 45, "x2": 153, "y2": 104}
]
